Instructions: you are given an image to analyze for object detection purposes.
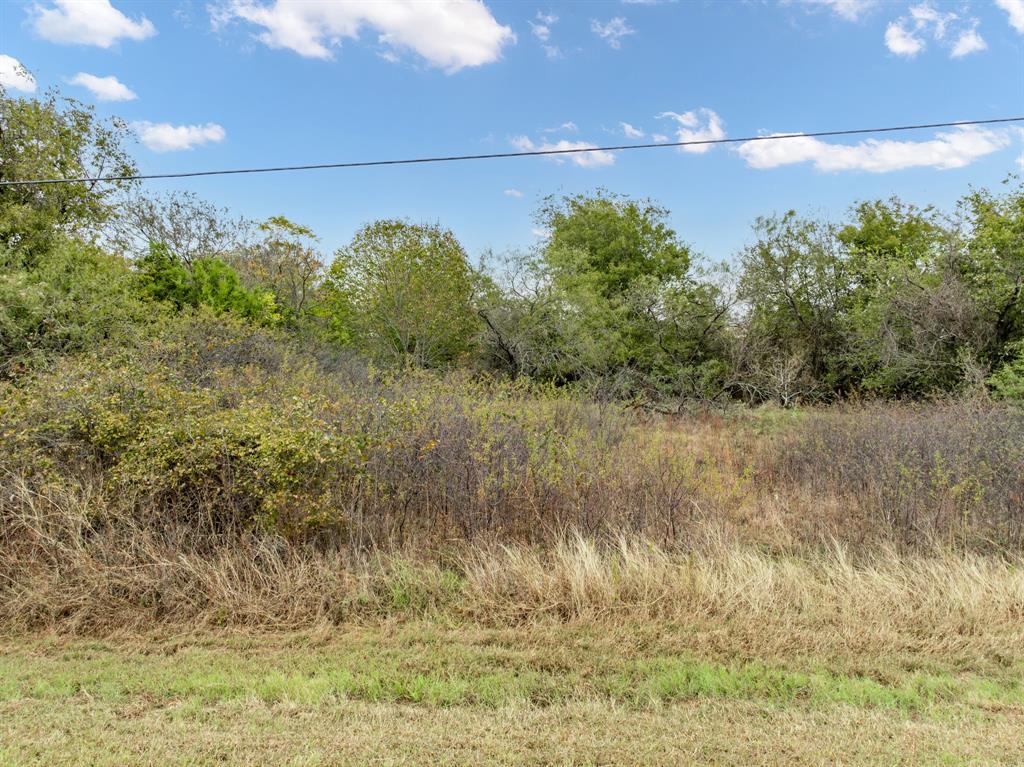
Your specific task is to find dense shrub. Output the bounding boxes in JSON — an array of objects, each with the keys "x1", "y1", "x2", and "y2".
[
  {"x1": 775, "y1": 402, "x2": 1024, "y2": 547},
  {"x1": 0, "y1": 315, "x2": 747, "y2": 544},
  {"x1": 0, "y1": 239, "x2": 155, "y2": 376}
]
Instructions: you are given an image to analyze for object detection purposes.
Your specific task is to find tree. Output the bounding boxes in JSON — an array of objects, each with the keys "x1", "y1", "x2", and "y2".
[
  {"x1": 0, "y1": 86, "x2": 136, "y2": 260},
  {"x1": 108, "y1": 190, "x2": 252, "y2": 266},
  {"x1": 0, "y1": 239, "x2": 152, "y2": 377},
  {"x1": 537, "y1": 191, "x2": 690, "y2": 299},
  {"x1": 961, "y1": 180, "x2": 1024, "y2": 365},
  {"x1": 839, "y1": 199, "x2": 986, "y2": 396},
  {"x1": 479, "y1": 191, "x2": 729, "y2": 400},
  {"x1": 234, "y1": 216, "x2": 323, "y2": 321},
  {"x1": 320, "y1": 220, "x2": 478, "y2": 367},
  {"x1": 136, "y1": 243, "x2": 279, "y2": 325},
  {"x1": 735, "y1": 212, "x2": 851, "y2": 401}
]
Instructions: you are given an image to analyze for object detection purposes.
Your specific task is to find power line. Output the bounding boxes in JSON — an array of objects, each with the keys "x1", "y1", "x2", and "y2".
[{"x1": 2, "y1": 116, "x2": 1022, "y2": 187}]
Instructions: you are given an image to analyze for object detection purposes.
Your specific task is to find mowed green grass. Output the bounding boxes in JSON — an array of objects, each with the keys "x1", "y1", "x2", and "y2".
[{"x1": 2, "y1": 622, "x2": 1023, "y2": 766}]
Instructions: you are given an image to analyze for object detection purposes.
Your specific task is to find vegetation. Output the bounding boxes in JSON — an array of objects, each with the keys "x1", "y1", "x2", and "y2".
[{"x1": 1, "y1": 85, "x2": 1022, "y2": 765}]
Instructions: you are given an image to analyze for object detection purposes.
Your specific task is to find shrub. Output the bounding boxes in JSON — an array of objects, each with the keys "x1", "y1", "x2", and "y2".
[
  {"x1": 988, "y1": 342, "x2": 1024, "y2": 401},
  {"x1": 775, "y1": 402, "x2": 1024, "y2": 547}
]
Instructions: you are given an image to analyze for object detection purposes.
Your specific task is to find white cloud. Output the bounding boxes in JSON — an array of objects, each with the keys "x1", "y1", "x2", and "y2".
[
  {"x1": 995, "y1": 0, "x2": 1024, "y2": 33},
  {"x1": 652, "y1": 133, "x2": 669, "y2": 143},
  {"x1": 792, "y1": 0, "x2": 877, "y2": 21},
  {"x1": 529, "y1": 11, "x2": 556, "y2": 42},
  {"x1": 133, "y1": 121, "x2": 227, "y2": 152},
  {"x1": 0, "y1": 55, "x2": 36, "y2": 93},
  {"x1": 1018, "y1": 152, "x2": 1024, "y2": 170},
  {"x1": 951, "y1": 27, "x2": 986, "y2": 57},
  {"x1": 511, "y1": 135, "x2": 616, "y2": 168},
  {"x1": 620, "y1": 121, "x2": 644, "y2": 139},
  {"x1": 885, "y1": 20, "x2": 924, "y2": 56},
  {"x1": 657, "y1": 108, "x2": 726, "y2": 153},
  {"x1": 503, "y1": 188, "x2": 524, "y2": 197},
  {"x1": 31, "y1": 0, "x2": 156, "y2": 47},
  {"x1": 215, "y1": 0, "x2": 514, "y2": 72},
  {"x1": 529, "y1": 11, "x2": 562, "y2": 57},
  {"x1": 737, "y1": 126, "x2": 1011, "y2": 173},
  {"x1": 885, "y1": 4, "x2": 985, "y2": 59},
  {"x1": 543, "y1": 121, "x2": 578, "y2": 133},
  {"x1": 591, "y1": 17, "x2": 635, "y2": 49},
  {"x1": 69, "y1": 72, "x2": 137, "y2": 101}
]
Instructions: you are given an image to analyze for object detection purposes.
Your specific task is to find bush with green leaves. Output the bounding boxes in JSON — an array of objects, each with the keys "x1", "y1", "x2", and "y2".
[
  {"x1": 0, "y1": 238, "x2": 154, "y2": 377},
  {"x1": 136, "y1": 242, "x2": 280, "y2": 325},
  {"x1": 319, "y1": 219, "x2": 479, "y2": 368},
  {"x1": 988, "y1": 341, "x2": 1024, "y2": 401}
]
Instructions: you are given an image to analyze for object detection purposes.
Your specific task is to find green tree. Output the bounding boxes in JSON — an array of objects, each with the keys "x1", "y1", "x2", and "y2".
[
  {"x1": 961, "y1": 180, "x2": 1024, "y2": 365},
  {"x1": 236, "y1": 216, "x2": 323, "y2": 321},
  {"x1": 538, "y1": 191, "x2": 691, "y2": 299},
  {"x1": 482, "y1": 191, "x2": 728, "y2": 400},
  {"x1": 136, "y1": 243, "x2": 279, "y2": 325},
  {"x1": 0, "y1": 239, "x2": 152, "y2": 376},
  {"x1": 0, "y1": 86, "x2": 136, "y2": 260},
  {"x1": 838, "y1": 199, "x2": 986, "y2": 396},
  {"x1": 735, "y1": 212, "x2": 851, "y2": 402},
  {"x1": 320, "y1": 220, "x2": 478, "y2": 367}
]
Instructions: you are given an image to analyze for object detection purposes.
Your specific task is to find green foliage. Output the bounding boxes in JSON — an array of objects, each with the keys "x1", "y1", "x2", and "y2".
[
  {"x1": 0, "y1": 87, "x2": 135, "y2": 260},
  {"x1": 231, "y1": 215, "x2": 323, "y2": 322},
  {"x1": 0, "y1": 238, "x2": 153, "y2": 377},
  {"x1": 479, "y1": 191, "x2": 728, "y2": 401},
  {"x1": 537, "y1": 190, "x2": 691, "y2": 298},
  {"x1": 136, "y1": 243, "x2": 280, "y2": 325},
  {"x1": 320, "y1": 219, "x2": 478, "y2": 367},
  {"x1": 988, "y1": 341, "x2": 1024, "y2": 401},
  {"x1": 961, "y1": 179, "x2": 1024, "y2": 362}
]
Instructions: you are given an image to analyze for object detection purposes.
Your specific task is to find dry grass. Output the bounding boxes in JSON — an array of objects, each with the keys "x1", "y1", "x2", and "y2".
[
  {"x1": 3, "y1": 476, "x2": 1023, "y2": 683},
  {"x1": 6, "y1": 696, "x2": 1022, "y2": 767}
]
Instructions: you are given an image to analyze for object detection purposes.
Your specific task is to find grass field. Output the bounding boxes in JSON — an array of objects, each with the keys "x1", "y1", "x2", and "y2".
[
  {"x1": 3, "y1": 623, "x2": 1023, "y2": 766},
  {"x1": 4, "y1": 535, "x2": 1024, "y2": 766}
]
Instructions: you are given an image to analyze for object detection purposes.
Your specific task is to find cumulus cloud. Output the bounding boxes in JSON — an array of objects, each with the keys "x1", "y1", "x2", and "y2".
[
  {"x1": 511, "y1": 135, "x2": 616, "y2": 168},
  {"x1": 31, "y1": 0, "x2": 156, "y2": 47},
  {"x1": 885, "y1": 20, "x2": 925, "y2": 56},
  {"x1": 503, "y1": 188, "x2": 524, "y2": 197},
  {"x1": 620, "y1": 122, "x2": 644, "y2": 139},
  {"x1": 69, "y1": 72, "x2": 137, "y2": 101},
  {"x1": 591, "y1": 17, "x2": 635, "y2": 49},
  {"x1": 737, "y1": 126, "x2": 1011, "y2": 173},
  {"x1": 0, "y1": 55, "x2": 36, "y2": 93},
  {"x1": 885, "y1": 3, "x2": 985, "y2": 59},
  {"x1": 133, "y1": 121, "x2": 227, "y2": 152},
  {"x1": 657, "y1": 108, "x2": 726, "y2": 153},
  {"x1": 995, "y1": 0, "x2": 1024, "y2": 33},
  {"x1": 214, "y1": 0, "x2": 514, "y2": 72},
  {"x1": 951, "y1": 27, "x2": 986, "y2": 57}
]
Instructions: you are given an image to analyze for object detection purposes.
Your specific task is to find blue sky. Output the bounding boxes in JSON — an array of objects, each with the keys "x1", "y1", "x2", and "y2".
[{"x1": 1, "y1": 0, "x2": 1023, "y2": 263}]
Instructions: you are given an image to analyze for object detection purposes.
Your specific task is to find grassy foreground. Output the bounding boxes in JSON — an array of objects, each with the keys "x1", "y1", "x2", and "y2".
[
  {"x1": 3, "y1": 624, "x2": 1024, "y2": 766},
  {"x1": 4, "y1": 590, "x2": 1024, "y2": 767},
  {"x1": 4, "y1": 530, "x2": 1024, "y2": 765}
]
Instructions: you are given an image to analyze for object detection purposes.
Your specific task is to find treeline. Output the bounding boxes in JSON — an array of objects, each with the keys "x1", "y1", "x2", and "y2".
[{"x1": 2, "y1": 88, "x2": 1022, "y2": 405}]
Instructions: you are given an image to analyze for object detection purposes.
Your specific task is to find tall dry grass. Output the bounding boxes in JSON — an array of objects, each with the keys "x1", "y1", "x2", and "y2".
[{"x1": 3, "y1": 474, "x2": 1022, "y2": 671}]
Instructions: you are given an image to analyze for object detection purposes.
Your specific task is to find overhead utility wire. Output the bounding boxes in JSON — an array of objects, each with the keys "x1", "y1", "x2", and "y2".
[{"x1": 2, "y1": 116, "x2": 1022, "y2": 187}]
